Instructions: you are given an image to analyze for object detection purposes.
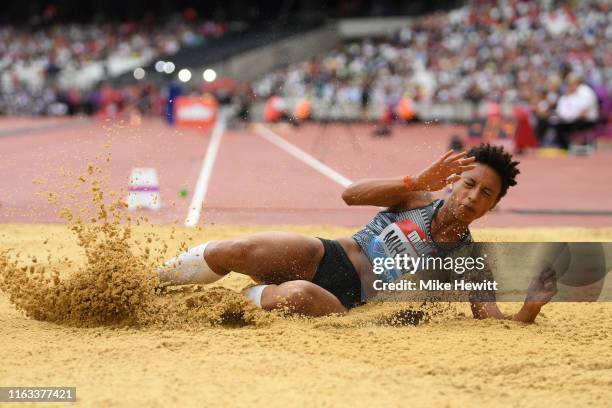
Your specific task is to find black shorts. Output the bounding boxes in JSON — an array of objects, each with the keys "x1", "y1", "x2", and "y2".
[{"x1": 312, "y1": 238, "x2": 363, "y2": 309}]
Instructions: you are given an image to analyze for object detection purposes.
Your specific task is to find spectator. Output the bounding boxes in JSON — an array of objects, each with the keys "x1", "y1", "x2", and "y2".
[{"x1": 554, "y1": 73, "x2": 600, "y2": 149}]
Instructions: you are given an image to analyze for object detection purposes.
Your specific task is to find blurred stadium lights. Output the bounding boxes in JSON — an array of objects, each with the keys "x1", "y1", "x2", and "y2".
[
  {"x1": 178, "y1": 69, "x2": 192, "y2": 82},
  {"x1": 203, "y1": 69, "x2": 217, "y2": 82},
  {"x1": 133, "y1": 67, "x2": 145, "y2": 80},
  {"x1": 154, "y1": 61, "x2": 165, "y2": 73},
  {"x1": 163, "y1": 61, "x2": 175, "y2": 74}
]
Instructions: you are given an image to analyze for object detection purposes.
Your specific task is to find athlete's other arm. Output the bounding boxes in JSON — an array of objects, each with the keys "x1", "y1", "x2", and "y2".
[
  {"x1": 471, "y1": 267, "x2": 557, "y2": 323},
  {"x1": 342, "y1": 150, "x2": 476, "y2": 209}
]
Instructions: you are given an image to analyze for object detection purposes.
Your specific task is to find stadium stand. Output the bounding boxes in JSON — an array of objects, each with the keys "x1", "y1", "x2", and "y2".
[{"x1": 255, "y1": 0, "x2": 611, "y2": 124}]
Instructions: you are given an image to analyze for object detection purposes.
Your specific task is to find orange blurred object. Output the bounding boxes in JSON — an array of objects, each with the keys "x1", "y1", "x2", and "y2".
[
  {"x1": 174, "y1": 95, "x2": 218, "y2": 128},
  {"x1": 294, "y1": 98, "x2": 312, "y2": 121},
  {"x1": 397, "y1": 97, "x2": 415, "y2": 121}
]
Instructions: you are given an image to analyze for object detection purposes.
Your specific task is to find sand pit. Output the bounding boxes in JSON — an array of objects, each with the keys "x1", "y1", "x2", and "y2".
[{"x1": 1, "y1": 224, "x2": 611, "y2": 407}]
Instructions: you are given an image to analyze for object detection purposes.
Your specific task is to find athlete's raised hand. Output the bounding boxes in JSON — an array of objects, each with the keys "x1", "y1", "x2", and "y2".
[{"x1": 412, "y1": 150, "x2": 476, "y2": 191}]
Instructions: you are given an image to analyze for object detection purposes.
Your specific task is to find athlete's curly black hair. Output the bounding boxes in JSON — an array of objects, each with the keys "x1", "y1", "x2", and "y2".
[{"x1": 467, "y1": 143, "x2": 520, "y2": 200}]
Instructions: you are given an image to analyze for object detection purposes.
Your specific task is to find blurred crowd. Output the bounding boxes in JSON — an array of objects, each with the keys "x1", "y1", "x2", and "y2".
[
  {"x1": 0, "y1": 13, "x2": 228, "y2": 116},
  {"x1": 255, "y1": 0, "x2": 611, "y2": 119},
  {"x1": 2, "y1": 0, "x2": 611, "y2": 148}
]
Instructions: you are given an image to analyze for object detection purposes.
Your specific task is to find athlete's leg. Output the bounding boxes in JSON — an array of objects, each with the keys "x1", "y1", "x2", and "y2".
[
  {"x1": 158, "y1": 232, "x2": 324, "y2": 285},
  {"x1": 259, "y1": 280, "x2": 347, "y2": 316},
  {"x1": 206, "y1": 232, "x2": 324, "y2": 282}
]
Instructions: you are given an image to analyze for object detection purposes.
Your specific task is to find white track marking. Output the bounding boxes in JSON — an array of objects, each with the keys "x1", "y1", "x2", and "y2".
[
  {"x1": 254, "y1": 124, "x2": 353, "y2": 188},
  {"x1": 184, "y1": 112, "x2": 227, "y2": 227}
]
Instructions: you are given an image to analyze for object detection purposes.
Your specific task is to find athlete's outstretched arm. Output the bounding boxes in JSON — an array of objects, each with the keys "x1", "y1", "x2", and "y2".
[
  {"x1": 470, "y1": 267, "x2": 558, "y2": 323},
  {"x1": 342, "y1": 150, "x2": 475, "y2": 208},
  {"x1": 341, "y1": 178, "x2": 432, "y2": 208}
]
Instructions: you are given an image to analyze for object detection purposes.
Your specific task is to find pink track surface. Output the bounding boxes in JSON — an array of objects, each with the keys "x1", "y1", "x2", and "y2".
[{"x1": 1, "y1": 117, "x2": 611, "y2": 227}]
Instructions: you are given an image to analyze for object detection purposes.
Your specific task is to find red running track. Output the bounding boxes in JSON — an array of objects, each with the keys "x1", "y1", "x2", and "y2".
[{"x1": 0, "y1": 117, "x2": 611, "y2": 228}]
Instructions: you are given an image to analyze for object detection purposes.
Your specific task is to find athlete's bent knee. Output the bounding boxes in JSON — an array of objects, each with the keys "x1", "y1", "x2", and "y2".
[
  {"x1": 260, "y1": 281, "x2": 314, "y2": 310},
  {"x1": 284, "y1": 282, "x2": 318, "y2": 307},
  {"x1": 260, "y1": 281, "x2": 348, "y2": 316}
]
